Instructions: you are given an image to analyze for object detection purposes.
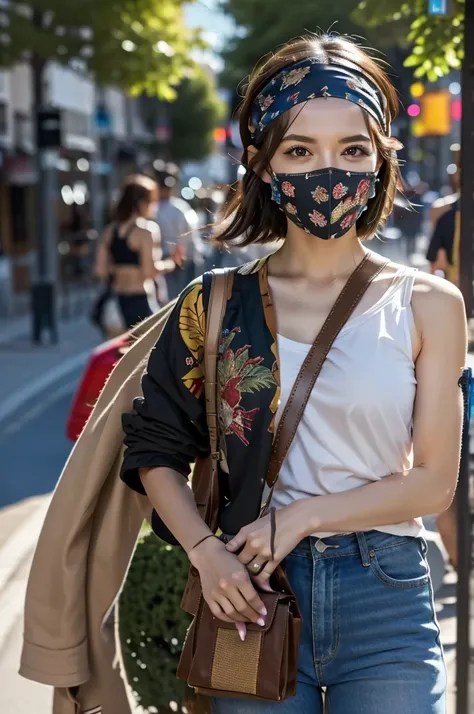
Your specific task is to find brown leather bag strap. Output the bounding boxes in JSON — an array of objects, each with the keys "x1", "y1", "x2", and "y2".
[
  {"x1": 264, "y1": 252, "x2": 388, "y2": 498},
  {"x1": 203, "y1": 268, "x2": 231, "y2": 528}
]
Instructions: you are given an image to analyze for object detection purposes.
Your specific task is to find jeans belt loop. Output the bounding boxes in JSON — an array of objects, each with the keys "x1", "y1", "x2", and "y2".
[{"x1": 356, "y1": 532, "x2": 371, "y2": 567}]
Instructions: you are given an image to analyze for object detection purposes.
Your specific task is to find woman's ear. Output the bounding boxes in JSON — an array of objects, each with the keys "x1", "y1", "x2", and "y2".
[{"x1": 247, "y1": 145, "x2": 272, "y2": 184}]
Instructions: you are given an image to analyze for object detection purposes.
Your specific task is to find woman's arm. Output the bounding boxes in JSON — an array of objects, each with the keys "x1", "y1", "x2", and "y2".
[
  {"x1": 303, "y1": 273, "x2": 466, "y2": 531},
  {"x1": 431, "y1": 247, "x2": 448, "y2": 275},
  {"x1": 121, "y1": 283, "x2": 265, "y2": 627},
  {"x1": 140, "y1": 225, "x2": 175, "y2": 279},
  {"x1": 227, "y1": 273, "x2": 467, "y2": 585},
  {"x1": 95, "y1": 225, "x2": 112, "y2": 279}
]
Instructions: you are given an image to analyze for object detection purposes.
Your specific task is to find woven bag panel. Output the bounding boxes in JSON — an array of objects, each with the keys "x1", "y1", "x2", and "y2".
[{"x1": 210, "y1": 628, "x2": 261, "y2": 694}]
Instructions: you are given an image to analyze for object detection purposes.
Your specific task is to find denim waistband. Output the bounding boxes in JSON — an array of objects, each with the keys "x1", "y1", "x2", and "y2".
[{"x1": 290, "y1": 530, "x2": 421, "y2": 565}]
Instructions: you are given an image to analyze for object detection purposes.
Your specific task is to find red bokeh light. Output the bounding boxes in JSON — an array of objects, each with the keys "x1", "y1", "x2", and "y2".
[
  {"x1": 451, "y1": 99, "x2": 462, "y2": 122},
  {"x1": 213, "y1": 127, "x2": 227, "y2": 143}
]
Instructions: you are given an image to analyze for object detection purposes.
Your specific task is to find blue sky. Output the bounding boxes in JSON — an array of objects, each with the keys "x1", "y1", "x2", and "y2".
[{"x1": 184, "y1": 0, "x2": 236, "y2": 71}]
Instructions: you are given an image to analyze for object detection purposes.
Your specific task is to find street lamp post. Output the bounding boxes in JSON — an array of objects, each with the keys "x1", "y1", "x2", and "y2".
[
  {"x1": 456, "y1": 1, "x2": 474, "y2": 713},
  {"x1": 459, "y1": 0, "x2": 474, "y2": 320},
  {"x1": 32, "y1": 108, "x2": 61, "y2": 344}
]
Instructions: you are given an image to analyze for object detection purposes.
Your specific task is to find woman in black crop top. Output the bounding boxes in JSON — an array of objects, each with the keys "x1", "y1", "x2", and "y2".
[{"x1": 95, "y1": 174, "x2": 175, "y2": 330}]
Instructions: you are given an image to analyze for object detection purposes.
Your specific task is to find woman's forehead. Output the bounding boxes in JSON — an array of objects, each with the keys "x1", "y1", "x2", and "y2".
[{"x1": 283, "y1": 97, "x2": 369, "y2": 140}]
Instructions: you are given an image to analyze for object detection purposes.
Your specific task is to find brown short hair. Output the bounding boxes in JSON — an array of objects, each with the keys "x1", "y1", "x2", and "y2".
[
  {"x1": 215, "y1": 34, "x2": 402, "y2": 246},
  {"x1": 114, "y1": 174, "x2": 158, "y2": 223}
]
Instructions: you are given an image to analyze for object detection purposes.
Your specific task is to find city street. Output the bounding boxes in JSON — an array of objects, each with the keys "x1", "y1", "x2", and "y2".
[
  {"x1": 0, "y1": 314, "x2": 99, "y2": 712},
  {"x1": 0, "y1": 0, "x2": 471, "y2": 707},
  {"x1": 0, "y1": 375, "x2": 77, "y2": 509}
]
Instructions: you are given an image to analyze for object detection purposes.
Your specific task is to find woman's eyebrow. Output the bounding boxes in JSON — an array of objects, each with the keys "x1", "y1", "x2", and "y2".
[
  {"x1": 340, "y1": 134, "x2": 371, "y2": 144},
  {"x1": 281, "y1": 133, "x2": 317, "y2": 144}
]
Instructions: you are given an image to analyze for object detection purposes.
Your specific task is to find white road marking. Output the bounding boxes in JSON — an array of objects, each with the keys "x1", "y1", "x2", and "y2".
[{"x1": 0, "y1": 349, "x2": 90, "y2": 427}]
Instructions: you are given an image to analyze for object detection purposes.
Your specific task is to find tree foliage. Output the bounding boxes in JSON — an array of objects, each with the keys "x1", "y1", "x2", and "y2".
[
  {"x1": 0, "y1": 0, "x2": 205, "y2": 99},
  {"x1": 139, "y1": 66, "x2": 225, "y2": 162},
  {"x1": 118, "y1": 531, "x2": 194, "y2": 712},
  {"x1": 220, "y1": 0, "x2": 408, "y2": 90},
  {"x1": 354, "y1": 0, "x2": 465, "y2": 81},
  {"x1": 168, "y1": 68, "x2": 225, "y2": 162}
]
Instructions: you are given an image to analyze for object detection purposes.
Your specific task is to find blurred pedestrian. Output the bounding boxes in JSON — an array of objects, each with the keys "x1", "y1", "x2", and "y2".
[
  {"x1": 155, "y1": 163, "x2": 198, "y2": 300},
  {"x1": 428, "y1": 156, "x2": 460, "y2": 233},
  {"x1": 426, "y1": 159, "x2": 460, "y2": 285},
  {"x1": 426, "y1": 201, "x2": 460, "y2": 284},
  {"x1": 94, "y1": 174, "x2": 173, "y2": 335}
]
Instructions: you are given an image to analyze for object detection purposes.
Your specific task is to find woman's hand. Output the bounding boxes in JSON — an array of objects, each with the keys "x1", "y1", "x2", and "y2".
[
  {"x1": 189, "y1": 536, "x2": 268, "y2": 633},
  {"x1": 225, "y1": 501, "x2": 310, "y2": 588}
]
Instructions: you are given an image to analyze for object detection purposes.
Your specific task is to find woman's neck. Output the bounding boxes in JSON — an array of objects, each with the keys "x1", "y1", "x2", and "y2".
[
  {"x1": 269, "y1": 225, "x2": 366, "y2": 282},
  {"x1": 119, "y1": 213, "x2": 139, "y2": 228}
]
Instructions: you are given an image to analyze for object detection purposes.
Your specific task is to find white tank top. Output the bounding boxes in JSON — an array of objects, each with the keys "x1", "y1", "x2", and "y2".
[{"x1": 270, "y1": 266, "x2": 422, "y2": 538}]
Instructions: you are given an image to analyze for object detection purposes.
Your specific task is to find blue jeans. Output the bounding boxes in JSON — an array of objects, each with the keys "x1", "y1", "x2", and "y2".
[{"x1": 212, "y1": 531, "x2": 446, "y2": 714}]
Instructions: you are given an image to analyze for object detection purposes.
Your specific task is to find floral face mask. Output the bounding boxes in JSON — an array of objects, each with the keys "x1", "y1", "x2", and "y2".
[{"x1": 270, "y1": 167, "x2": 377, "y2": 240}]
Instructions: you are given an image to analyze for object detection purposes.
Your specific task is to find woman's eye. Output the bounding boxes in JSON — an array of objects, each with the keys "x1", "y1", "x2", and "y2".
[
  {"x1": 344, "y1": 145, "x2": 370, "y2": 157},
  {"x1": 286, "y1": 146, "x2": 310, "y2": 158}
]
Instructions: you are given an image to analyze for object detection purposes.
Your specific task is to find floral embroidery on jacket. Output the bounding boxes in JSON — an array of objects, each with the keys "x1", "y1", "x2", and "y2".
[
  {"x1": 218, "y1": 328, "x2": 276, "y2": 446},
  {"x1": 285, "y1": 203, "x2": 298, "y2": 215},
  {"x1": 179, "y1": 283, "x2": 205, "y2": 397}
]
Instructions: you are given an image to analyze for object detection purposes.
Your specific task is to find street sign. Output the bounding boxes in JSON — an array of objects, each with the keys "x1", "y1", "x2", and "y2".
[
  {"x1": 428, "y1": 0, "x2": 449, "y2": 15},
  {"x1": 37, "y1": 108, "x2": 62, "y2": 149},
  {"x1": 95, "y1": 107, "x2": 111, "y2": 131}
]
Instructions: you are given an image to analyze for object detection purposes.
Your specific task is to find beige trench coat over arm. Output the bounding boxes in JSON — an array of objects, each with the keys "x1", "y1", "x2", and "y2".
[{"x1": 19, "y1": 303, "x2": 175, "y2": 714}]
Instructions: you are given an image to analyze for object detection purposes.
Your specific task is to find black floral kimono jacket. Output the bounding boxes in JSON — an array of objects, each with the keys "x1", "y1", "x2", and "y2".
[{"x1": 121, "y1": 257, "x2": 281, "y2": 536}]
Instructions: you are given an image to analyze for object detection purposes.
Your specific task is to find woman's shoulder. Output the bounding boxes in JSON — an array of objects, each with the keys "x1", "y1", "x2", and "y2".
[
  {"x1": 412, "y1": 270, "x2": 463, "y2": 308},
  {"x1": 134, "y1": 218, "x2": 160, "y2": 237},
  {"x1": 411, "y1": 271, "x2": 465, "y2": 342}
]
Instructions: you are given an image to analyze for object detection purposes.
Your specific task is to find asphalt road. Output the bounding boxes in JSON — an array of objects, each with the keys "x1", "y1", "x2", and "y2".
[{"x1": 0, "y1": 374, "x2": 78, "y2": 510}]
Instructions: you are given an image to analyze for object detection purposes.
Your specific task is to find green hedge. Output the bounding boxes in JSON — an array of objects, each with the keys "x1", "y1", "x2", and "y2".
[{"x1": 118, "y1": 530, "x2": 195, "y2": 713}]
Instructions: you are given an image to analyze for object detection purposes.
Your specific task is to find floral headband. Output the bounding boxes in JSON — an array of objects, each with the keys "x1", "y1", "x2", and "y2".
[{"x1": 249, "y1": 58, "x2": 389, "y2": 145}]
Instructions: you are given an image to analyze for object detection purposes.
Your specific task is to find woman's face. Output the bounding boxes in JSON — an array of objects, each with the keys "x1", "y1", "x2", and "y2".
[
  {"x1": 139, "y1": 195, "x2": 158, "y2": 219},
  {"x1": 269, "y1": 97, "x2": 379, "y2": 176}
]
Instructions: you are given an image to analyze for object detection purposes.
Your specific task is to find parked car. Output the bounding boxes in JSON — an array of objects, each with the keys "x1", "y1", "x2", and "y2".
[{"x1": 66, "y1": 333, "x2": 129, "y2": 441}]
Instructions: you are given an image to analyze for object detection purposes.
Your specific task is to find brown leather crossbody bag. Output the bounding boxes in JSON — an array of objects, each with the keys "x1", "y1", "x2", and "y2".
[{"x1": 178, "y1": 253, "x2": 388, "y2": 702}]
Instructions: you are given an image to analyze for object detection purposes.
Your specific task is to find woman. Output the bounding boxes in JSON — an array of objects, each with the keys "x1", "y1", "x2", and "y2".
[
  {"x1": 95, "y1": 174, "x2": 173, "y2": 331},
  {"x1": 121, "y1": 34, "x2": 466, "y2": 713}
]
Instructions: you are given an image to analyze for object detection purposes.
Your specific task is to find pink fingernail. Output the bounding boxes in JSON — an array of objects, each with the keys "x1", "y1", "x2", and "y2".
[
  {"x1": 257, "y1": 618, "x2": 265, "y2": 627},
  {"x1": 236, "y1": 623, "x2": 246, "y2": 641},
  {"x1": 260, "y1": 607, "x2": 267, "y2": 616}
]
